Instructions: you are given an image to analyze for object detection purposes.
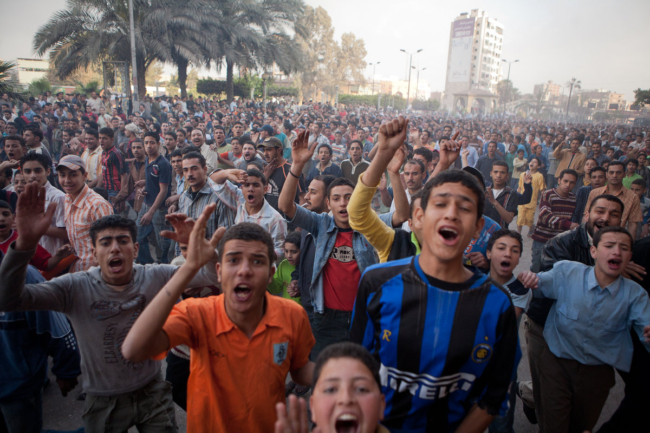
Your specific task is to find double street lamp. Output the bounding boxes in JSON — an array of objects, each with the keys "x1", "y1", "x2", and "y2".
[{"x1": 400, "y1": 48, "x2": 423, "y2": 108}]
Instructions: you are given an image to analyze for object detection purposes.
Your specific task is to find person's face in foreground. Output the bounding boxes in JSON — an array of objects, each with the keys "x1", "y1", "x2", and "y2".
[
  {"x1": 57, "y1": 166, "x2": 87, "y2": 196},
  {"x1": 413, "y1": 182, "x2": 483, "y2": 265},
  {"x1": 586, "y1": 198, "x2": 622, "y2": 236},
  {"x1": 590, "y1": 232, "x2": 632, "y2": 281},
  {"x1": 328, "y1": 185, "x2": 354, "y2": 226},
  {"x1": 92, "y1": 228, "x2": 138, "y2": 285},
  {"x1": 311, "y1": 357, "x2": 385, "y2": 433},
  {"x1": 216, "y1": 239, "x2": 273, "y2": 317}
]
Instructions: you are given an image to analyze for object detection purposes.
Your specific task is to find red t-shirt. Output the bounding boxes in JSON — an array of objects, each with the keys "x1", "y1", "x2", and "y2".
[
  {"x1": 0, "y1": 230, "x2": 52, "y2": 272},
  {"x1": 322, "y1": 229, "x2": 361, "y2": 311}
]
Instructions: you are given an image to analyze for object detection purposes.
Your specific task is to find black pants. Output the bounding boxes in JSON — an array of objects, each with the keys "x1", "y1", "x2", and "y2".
[
  {"x1": 597, "y1": 334, "x2": 650, "y2": 433},
  {"x1": 165, "y1": 351, "x2": 190, "y2": 411}
]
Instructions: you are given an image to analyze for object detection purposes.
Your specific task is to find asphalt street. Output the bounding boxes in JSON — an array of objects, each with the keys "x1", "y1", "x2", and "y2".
[{"x1": 40, "y1": 218, "x2": 624, "y2": 432}]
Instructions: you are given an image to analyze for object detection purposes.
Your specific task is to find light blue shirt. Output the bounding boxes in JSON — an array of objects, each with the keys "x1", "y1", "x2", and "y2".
[
  {"x1": 175, "y1": 173, "x2": 185, "y2": 195},
  {"x1": 537, "y1": 260, "x2": 650, "y2": 372}
]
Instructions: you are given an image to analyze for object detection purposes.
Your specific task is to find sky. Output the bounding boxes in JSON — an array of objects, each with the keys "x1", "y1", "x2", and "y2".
[{"x1": 2, "y1": 0, "x2": 649, "y2": 100}]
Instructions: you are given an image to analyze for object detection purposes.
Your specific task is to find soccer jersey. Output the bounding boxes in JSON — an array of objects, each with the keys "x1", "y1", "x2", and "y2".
[{"x1": 350, "y1": 256, "x2": 519, "y2": 432}]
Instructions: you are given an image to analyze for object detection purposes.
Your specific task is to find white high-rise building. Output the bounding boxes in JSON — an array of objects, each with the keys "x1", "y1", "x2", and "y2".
[{"x1": 443, "y1": 10, "x2": 504, "y2": 111}]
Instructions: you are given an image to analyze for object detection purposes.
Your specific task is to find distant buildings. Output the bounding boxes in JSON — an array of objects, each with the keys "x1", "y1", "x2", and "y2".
[
  {"x1": 533, "y1": 81, "x2": 562, "y2": 101},
  {"x1": 14, "y1": 58, "x2": 49, "y2": 86},
  {"x1": 578, "y1": 89, "x2": 627, "y2": 110},
  {"x1": 443, "y1": 9, "x2": 504, "y2": 112}
]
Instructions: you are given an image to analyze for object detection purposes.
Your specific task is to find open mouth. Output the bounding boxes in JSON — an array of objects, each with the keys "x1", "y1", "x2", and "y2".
[
  {"x1": 108, "y1": 257, "x2": 124, "y2": 273},
  {"x1": 499, "y1": 260, "x2": 512, "y2": 271},
  {"x1": 607, "y1": 259, "x2": 622, "y2": 270},
  {"x1": 234, "y1": 284, "x2": 252, "y2": 301},
  {"x1": 438, "y1": 227, "x2": 459, "y2": 245},
  {"x1": 247, "y1": 194, "x2": 256, "y2": 203},
  {"x1": 335, "y1": 414, "x2": 359, "y2": 433},
  {"x1": 0, "y1": 224, "x2": 7, "y2": 231},
  {"x1": 339, "y1": 210, "x2": 348, "y2": 218}
]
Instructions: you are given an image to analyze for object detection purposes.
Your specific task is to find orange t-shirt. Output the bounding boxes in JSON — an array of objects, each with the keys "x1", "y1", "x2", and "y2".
[{"x1": 163, "y1": 292, "x2": 315, "y2": 432}]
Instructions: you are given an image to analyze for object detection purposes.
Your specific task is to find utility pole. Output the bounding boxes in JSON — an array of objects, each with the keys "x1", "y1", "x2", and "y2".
[
  {"x1": 369, "y1": 62, "x2": 380, "y2": 95},
  {"x1": 566, "y1": 79, "x2": 581, "y2": 115},
  {"x1": 501, "y1": 59, "x2": 519, "y2": 112},
  {"x1": 414, "y1": 66, "x2": 426, "y2": 102},
  {"x1": 128, "y1": 0, "x2": 139, "y2": 111},
  {"x1": 400, "y1": 49, "x2": 422, "y2": 109}
]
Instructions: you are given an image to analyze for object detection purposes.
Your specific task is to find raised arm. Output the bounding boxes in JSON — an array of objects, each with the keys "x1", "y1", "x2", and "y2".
[
  {"x1": 279, "y1": 130, "x2": 316, "y2": 220},
  {"x1": 431, "y1": 132, "x2": 461, "y2": 178},
  {"x1": 122, "y1": 204, "x2": 224, "y2": 363}
]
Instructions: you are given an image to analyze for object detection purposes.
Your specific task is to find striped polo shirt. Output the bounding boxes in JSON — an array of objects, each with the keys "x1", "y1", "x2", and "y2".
[
  {"x1": 101, "y1": 145, "x2": 128, "y2": 192},
  {"x1": 64, "y1": 185, "x2": 113, "y2": 272},
  {"x1": 531, "y1": 188, "x2": 577, "y2": 244}
]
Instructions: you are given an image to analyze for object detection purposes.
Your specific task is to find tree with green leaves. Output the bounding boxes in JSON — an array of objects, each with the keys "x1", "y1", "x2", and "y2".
[
  {"x1": 566, "y1": 78, "x2": 581, "y2": 114},
  {"x1": 497, "y1": 79, "x2": 519, "y2": 108},
  {"x1": 0, "y1": 61, "x2": 24, "y2": 101},
  {"x1": 33, "y1": 0, "x2": 219, "y2": 99},
  {"x1": 205, "y1": 0, "x2": 305, "y2": 103},
  {"x1": 633, "y1": 88, "x2": 650, "y2": 107}
]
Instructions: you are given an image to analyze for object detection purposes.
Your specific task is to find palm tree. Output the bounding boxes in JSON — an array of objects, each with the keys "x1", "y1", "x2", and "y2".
[
  {"x1": 566, "y1": 78, "x2": 581, "y2": 115},
  {"x1": 0, "y1": 61, "x2": 24, "y2": 101},
  {"x1": 33, "y1": 0, "x2": 218, "y2": 99},
  {"x1": 206, "y1": 0, "x2": 306, "y2": 103}
]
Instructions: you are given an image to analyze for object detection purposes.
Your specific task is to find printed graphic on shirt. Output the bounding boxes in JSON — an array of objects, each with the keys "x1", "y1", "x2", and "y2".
[
  {"x1": 273, "y1": 341, "x2": 289, "y2": 365},
  {"x1": 151, "y1": 165, "x2": 160, "y2": 177},
  {"x1": 330, "y1": 245, "x2": 355, "y2": 263},
  {"x1": 89, "y1": 295, "x2": 146, "y2": 367},
  {"x1": 380, "y1": 363, "x2": 476, "y2": 401}
]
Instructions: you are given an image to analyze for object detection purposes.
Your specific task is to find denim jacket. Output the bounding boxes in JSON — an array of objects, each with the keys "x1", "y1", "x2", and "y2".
[{"x1": 288, "y1": 205, "x2": 377, "y2": 313}]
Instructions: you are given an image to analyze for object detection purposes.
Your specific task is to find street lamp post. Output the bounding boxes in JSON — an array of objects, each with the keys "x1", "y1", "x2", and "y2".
[
  {"x1": 262, "y1": 72, "x2": 269, "y2": 108},
  {"x1": 369, "y1": 62, "x2": 380, "y2": 95},
  {"x1": 335, "y1": 85, "x2": 339, "y2": 107},
  {"x1": 413, "y1": 66, "x2": 427, "y2": 103},
  {"x1": 400, "y1": 49, "x2": 423, "y2": 109},
  {"x1": 501, "y1": 59, "x2": 519, "y2": 111},
  {"x1": 128, "y1": 0, "x2": 139, "y2": 112}
]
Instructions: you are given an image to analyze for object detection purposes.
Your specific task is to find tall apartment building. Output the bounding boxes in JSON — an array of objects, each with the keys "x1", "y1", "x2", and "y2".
[{"x1": 443, "y1": 10, "x2": 504, "y2": 110}]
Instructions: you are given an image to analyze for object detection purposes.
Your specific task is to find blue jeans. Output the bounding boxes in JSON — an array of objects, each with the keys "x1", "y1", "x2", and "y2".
[
  {"x1": 0, "y1": 390, "x2": 43, "y2": 433},
  {"x1": 136, "y1": 204, "x2": 171, "y2": 264},
  {"x1": 311, "y1": 308, "x2": 351, "y2": 360}
]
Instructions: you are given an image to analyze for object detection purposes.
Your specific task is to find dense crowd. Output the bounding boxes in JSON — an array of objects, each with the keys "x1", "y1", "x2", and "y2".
[{"x1": 0, "y1": 90, "x2": 649, "y2": 433}]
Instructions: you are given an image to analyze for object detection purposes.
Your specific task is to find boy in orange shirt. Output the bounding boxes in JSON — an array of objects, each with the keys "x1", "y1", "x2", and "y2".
[{"x1": 123, "y1": 205, "x2": 315, "y2": 432}]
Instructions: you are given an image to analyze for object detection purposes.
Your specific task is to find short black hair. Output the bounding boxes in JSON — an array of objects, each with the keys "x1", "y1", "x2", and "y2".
[
  {"x1": 217, "y1": 222, "x2": 275, "y2": 263},
  {"x1": 86, "y1": 128, "x2": 99, "y2": 139},
  {"x1": 143, "y1": 131, "x2": 159, "y2": 143},
  {"x1": 89, "y1": 215, "x2": 138, "y2": 246},
  {"x1": 487, "y1": 228, "x2": 523, "y2": 252},
  {"x1": 558, "y1": 168, "x2": 578, "y2": 181},
  {"x1": 245, "y1": 160, "x2": 264, "y2": 172},
  {"x1": 99, "y1": 127, "x2": 114, "y2": 139},
  {"x1": 24, "y1": 125, "x2": 44, "y2": 141},
  {"x1": 421, "y1": 170, "x2": 485, "y2": 219},
  {"x1": 3, "y1": 135, "x2": 25, "y2": 147},
  {"x1": 182, "y1": 151, "x2": 206, "y2": 167},
  {"x1": 326, "y1": 177, "x2": 354, "y2": 198},
  {"x1": 20, "y1": 152, "x2": 51, "y2": 170},
  {"x1": 313, "y1": 342, "x2": 381, "y2": 389},
  {"x1": 625, "y1": 158, "x2": 639, "y2": 167},
  {"x1": 317, "y1": 143, "x2": 333, "y2": 155},
  {"x1": 631, "y1": 178, "x2": 646, "y2": 189},
  {"x1": 181, "y1": 145, "x2": 199, "y2": 155},
  {"x1": 169, "y1": 149, "x2": 183, "y2": 159},
  {"x1": 93, "y1": 187, "x2": 109, "y2": 201},
  {"x1": 312, "y1": 174, "x2": 336, "y2": 192},
  {"x1": 284, "y1": 231, "x2": 302, "y2": 248},
  {"x1": 588, "y1": 194, "x2": 624, "y2": 214},
  {"x1": 409, "y1": 188, "x2": 425, "y2": 218},
  {"x1": 593, "y1": 225, "x2": 633, "y2": 249},
  {"x1": 0, "y1": 200, "x2": 12, "y2": 213},
  {"x1": 608, "y1": 161, "x2": 625, "y2": 171},
  {"x1": 413, "y1": 147, "x2": 433, "y2": 162},
  {"x1": 405, "y1": 159, "x2": 425, "y2": 174},
  {"x1": 492, "y1": 160, "x2": 509, "y2": 171},
  {"x1": 164, "y1": 130, "x2": 177, "y2": 140},
  {"x1": 246, "y1": 169, "x2": 267, "y2": 185},
  {"x1": 590, "y1": 166, "x2": 606, "y2": 177}
]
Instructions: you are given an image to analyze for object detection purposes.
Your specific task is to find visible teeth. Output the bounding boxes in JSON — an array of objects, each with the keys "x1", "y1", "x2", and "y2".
[{"x1": 337, "y1": 414, "x2": 357, "y2": 421}]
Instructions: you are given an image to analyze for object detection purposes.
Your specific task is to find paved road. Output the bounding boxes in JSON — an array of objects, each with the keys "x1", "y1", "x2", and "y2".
[{"x1": 41, "y1": 218, "x2": 624, "y2": 432}]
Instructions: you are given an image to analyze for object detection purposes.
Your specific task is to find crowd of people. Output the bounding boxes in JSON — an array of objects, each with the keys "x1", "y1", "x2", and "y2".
[{"x1": 0, "y1": 90, "x2": 649, "y2": 433}]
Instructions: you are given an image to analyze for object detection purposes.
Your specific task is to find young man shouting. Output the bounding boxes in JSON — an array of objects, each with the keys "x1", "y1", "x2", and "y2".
[
  {"x1": 351, "y1": 163, "x2": 519, "y2": 432},
  {"x1": 122, "y1": 215, "x2": 315, "y2": 432}
]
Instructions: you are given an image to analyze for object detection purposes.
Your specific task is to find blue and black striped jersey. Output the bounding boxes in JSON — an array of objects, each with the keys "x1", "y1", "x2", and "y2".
[{"x1": 350, "y1": 256, "x2": 520, "y2": 433}]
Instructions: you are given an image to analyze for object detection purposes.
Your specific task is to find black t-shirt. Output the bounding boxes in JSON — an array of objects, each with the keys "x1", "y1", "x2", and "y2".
[{"x1": 265, "y1": 162, "x2": 305, "y2": 212}]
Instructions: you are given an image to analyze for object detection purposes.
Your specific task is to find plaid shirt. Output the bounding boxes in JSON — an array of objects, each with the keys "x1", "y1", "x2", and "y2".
[
  {"x1": 177, "y1": 179, "x2": 235, "y2": 256},
  {"x1": 64, "y1": 185, "x2": 113, "y2": 272},
  {"x1": 213, "y1": 180, "x2": 287, "y2": 259}
]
